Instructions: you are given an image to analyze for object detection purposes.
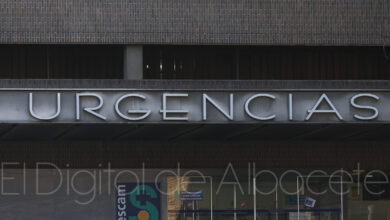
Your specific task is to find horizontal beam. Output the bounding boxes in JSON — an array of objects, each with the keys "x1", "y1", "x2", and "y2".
[{"x1": 0, "y1": 79, "x2": 390, "y2": 90}]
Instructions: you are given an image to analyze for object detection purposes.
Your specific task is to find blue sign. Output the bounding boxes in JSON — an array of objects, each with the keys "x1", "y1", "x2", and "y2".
[
  {"x1": 180, "y1": 190, "x2": 203, "y2": 201},
  {"x1": 116, "y1": 183, "x2": 161, "y2": 220},
  {"x1": 304, "y1": 196, "x2": 317, "y2": 208}
]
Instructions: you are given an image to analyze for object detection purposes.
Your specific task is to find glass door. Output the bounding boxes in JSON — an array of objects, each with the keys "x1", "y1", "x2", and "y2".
[
  {"x1": 295, "y1": 175, "x2": 343, "y2": 220},
  {"x1": 167, "y1": 176, "x2": 213, "y2": 220},
  {"x1": 253, "y1": 174, "x2": 343, "y2": 220},
  {"x1": 236, "y1": 182, "x2": 254, "y2": 220},
  {"x1": 214, "y1": 183, "x2": 254, "y2": 220},
  {"x1": 253, "y1": 174, "x2": 278, "y2": 220},
  {"x1": 214, "y1": 183, "x2": 235, "y2": 220}
]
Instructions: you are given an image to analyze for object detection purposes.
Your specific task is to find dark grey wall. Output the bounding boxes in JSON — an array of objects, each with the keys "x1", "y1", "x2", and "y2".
[
  {"x1": 0, "y1": 140, "x2": 388, "y2": 170},
  {"x1": 0, "y1": 0, "x2": 389, "y2": 45}
]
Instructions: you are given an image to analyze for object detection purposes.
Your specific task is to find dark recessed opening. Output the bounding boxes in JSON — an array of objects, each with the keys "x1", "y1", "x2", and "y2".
[
  {"x1": 0, "y1": 45, "x2": 123, "y2": 79},
  {"x1": 144, "y1": 46, "x2": 390, "y2": 80}
]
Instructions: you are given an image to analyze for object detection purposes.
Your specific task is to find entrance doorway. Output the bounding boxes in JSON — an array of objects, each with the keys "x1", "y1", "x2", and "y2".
[
  {"x1": 214, "y1": 183, "x2": 253, "y2": 220},
  {"x1": 295, "y1": 175, "x2": 342, "y2": 220},
  {"x1": 167, "y1": 174, "x2": 343, "y2": 220},
  {"x1": 167, "y1": 176, "x2": 213, "y2": 220},
  {"x1": 253, "y1": 175, "x2": 343, "y2": 220}
]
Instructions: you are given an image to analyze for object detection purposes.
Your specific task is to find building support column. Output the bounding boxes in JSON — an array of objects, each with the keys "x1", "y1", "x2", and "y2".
[{"x1": 124, "y1": 45, "x2": 143, "y2": 80}]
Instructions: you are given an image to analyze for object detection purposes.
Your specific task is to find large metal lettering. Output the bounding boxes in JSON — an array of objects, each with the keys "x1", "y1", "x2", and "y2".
[
  {"x1": 160, "y1": 93, "x2": 189, "y2": 121},
  {"x1": 350, "y1": 93, "x2": 379, "y2": 120},
  {"x1": 305, "y1": 93, "x2": 343, "y2": 121},
  {"x1": 29, "y1": 92, "x2": 61, "y2": 120},
  {"x1": 115, "y1": 94, "x2": 151, "y2": 121},
  {"x1": 0, "y1": 90, "x2": 388, "y2": 123},
  {"x1": 244, "y1": 94, "x2": 276, "y2": 121},
  {"x1": 203, "y1": 93, "x2": 234, "y2": 120},
  {"x1": 76, "y1": 93, "x2": 107, "y2": 121}
]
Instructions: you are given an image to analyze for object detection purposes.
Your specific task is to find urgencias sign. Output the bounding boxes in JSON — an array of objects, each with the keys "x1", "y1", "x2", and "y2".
[{"x1": 0, "y1": 90, "x2": 386, "y2": 123}]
